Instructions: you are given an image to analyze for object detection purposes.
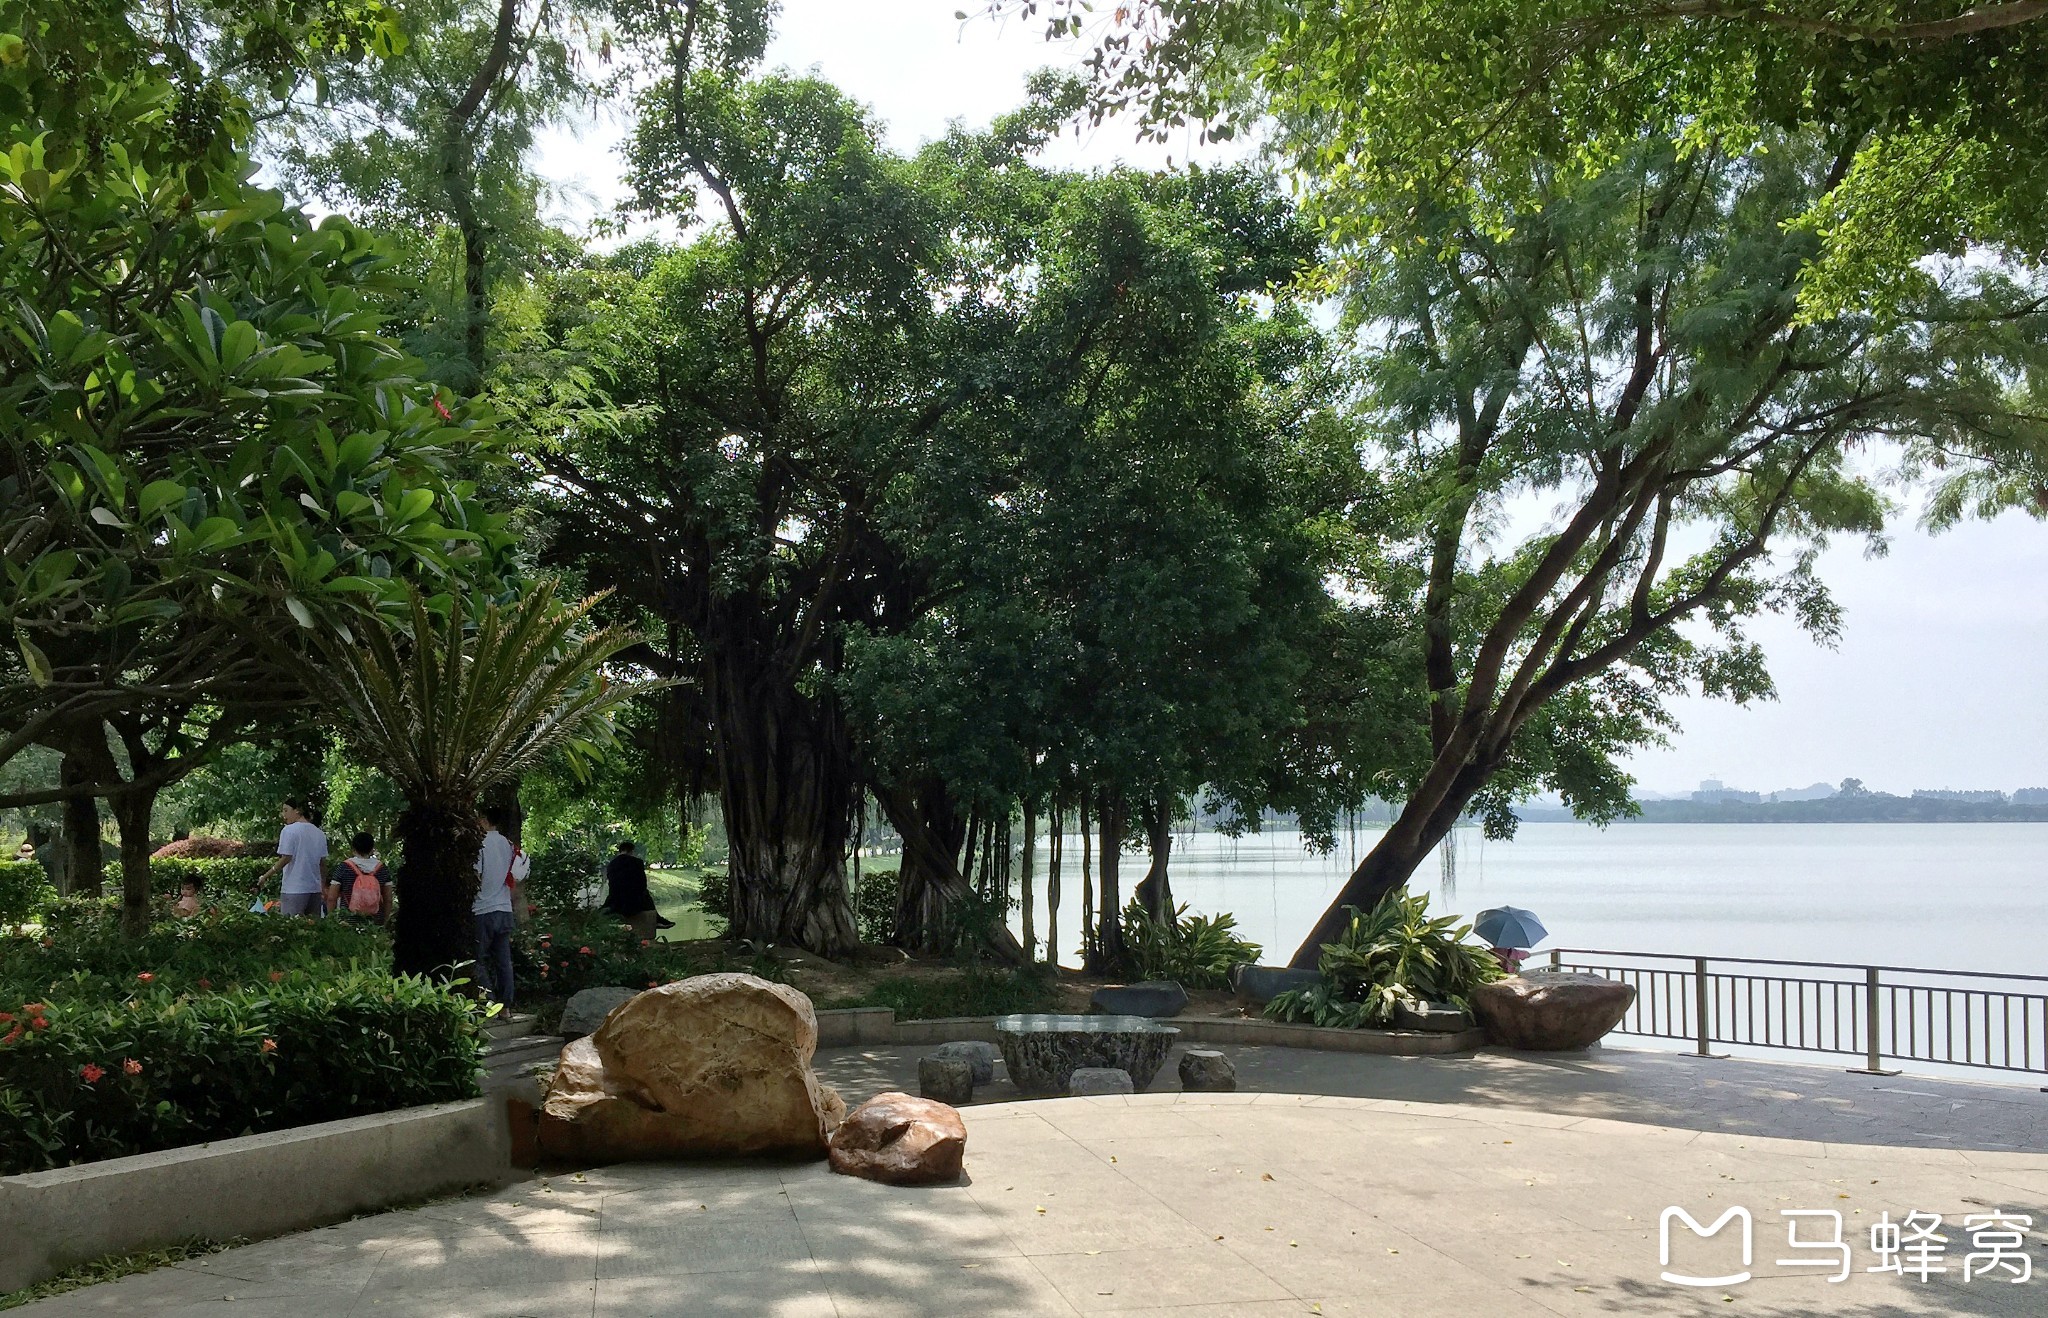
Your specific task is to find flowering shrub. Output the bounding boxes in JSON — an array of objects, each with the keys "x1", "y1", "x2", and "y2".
[
  {"x1": 514, "y1": 912, "x2": 678, "y2": 999},
  {"x1": 0, "y1": 969, "x2": 483, "y2": 1173}
]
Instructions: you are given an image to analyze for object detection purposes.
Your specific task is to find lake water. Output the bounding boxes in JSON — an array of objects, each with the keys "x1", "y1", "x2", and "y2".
[{"x1": 1018, "y1": 822, "x2": 2048, "y2": 978}]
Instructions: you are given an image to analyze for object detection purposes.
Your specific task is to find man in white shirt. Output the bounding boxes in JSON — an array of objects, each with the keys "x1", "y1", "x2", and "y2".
[
  {"x1": 260, "y1": 800, "x2": 329, "y2": 916},
  {"x1": 472, "y1": 808, "x2": 518, "y2": 1007}
]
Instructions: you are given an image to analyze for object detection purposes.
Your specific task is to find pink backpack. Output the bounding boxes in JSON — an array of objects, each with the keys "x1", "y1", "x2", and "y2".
[{"x1": 343, "y1": 859, "x2": 384, "y2": 914}]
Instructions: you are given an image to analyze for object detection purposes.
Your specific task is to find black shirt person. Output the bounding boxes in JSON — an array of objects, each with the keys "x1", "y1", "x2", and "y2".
[{"x1": 603, "y1": 841, "x2": 658, "y2": 943}]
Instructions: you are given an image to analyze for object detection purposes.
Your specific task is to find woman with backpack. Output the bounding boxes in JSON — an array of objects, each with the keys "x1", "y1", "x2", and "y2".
[{"x1": 327, "y1": 833, "x2": 394, "y2": 925}]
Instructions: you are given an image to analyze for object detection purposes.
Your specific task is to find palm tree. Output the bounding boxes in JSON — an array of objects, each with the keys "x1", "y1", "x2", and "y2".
[{"x1": 299, "y1": 582, "x2": 648, "y2": 976}]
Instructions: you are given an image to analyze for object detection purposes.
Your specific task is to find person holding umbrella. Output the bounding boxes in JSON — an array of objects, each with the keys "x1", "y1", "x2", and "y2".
[{"x1": 1474, "y1": 906, "x2": 1548, "y2": 975}]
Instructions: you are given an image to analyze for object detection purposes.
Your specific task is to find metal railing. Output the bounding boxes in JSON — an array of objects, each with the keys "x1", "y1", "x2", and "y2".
[{"x1": 1545, "y1": 948, "x2": 2048, "y2": 1076}]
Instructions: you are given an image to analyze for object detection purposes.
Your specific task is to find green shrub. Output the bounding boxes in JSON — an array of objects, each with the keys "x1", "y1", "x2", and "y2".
[
  {"x1": 851, "y1": 869, "x2": 897, "y2": 944},
  {"x1": 0, "y1": 861, "x2": 55, "y2": 926},
  {"x1": 694, "y1": 867, "x2": 731, "y2": 922},
  {"x1": 0, "y1": 911, "x2": 388, "y2": 1003},
  {"x1": 828, "y1": 967, "x2": 1060, "y2": 1020},
  {"x1": 0, "y1": 969, "x2": 484, "y2": 1174},
  {"x1": 1265, "y1": 890, "x2": 1502, "y2": 1029},
  {"x1": 148, "y1": 858, "x2": 275, "y2": 906},
  {"x1": 1120, "y1": 902, "x2": 1262, "y2": 989},
  {"x1": 523, "y1": 843, "x2": 604, "y2": 918}
]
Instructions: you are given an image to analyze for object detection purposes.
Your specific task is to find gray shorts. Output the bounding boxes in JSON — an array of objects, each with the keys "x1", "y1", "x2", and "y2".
[{"x1": 279, "y1": 891, "x2": 325, "y2": 917}]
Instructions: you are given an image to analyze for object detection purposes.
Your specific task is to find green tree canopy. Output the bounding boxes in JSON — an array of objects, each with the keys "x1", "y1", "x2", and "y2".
[
  {"x1": 995, "y1": 1, "x2": 2048, "y2": 316},
  {"x1": 1282, "y1": 134, "x2": 2048, "y2": 963}
]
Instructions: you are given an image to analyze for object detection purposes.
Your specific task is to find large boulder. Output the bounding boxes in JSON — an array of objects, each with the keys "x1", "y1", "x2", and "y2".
[
  {"x1": 557, "y1": 986, "x2": 638, "y2": 1040},
  {"x1": 1068, "y1": 1067, "x2": 1135, "y2": 1096},
  {"x1": 538, "y1": 974, "x2": 844, "y2": 1163},
  {"x1": 1090, "y1": 981, "x2": 1189, "y2": 1018},
  {"x1": 828, "y1": 1092, "x2": 966, "y2": 1185},
  {"x1": 1232, "y1": 965, "x2": 1319, "y2": 1007},
  {"x1": 1471, "y1": 971, "x2": 1637, "y2": 1051}
]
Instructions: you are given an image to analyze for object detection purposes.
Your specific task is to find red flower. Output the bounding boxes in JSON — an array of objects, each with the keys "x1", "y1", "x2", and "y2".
[
  {"x1": 538, "y1": 965, "x2": 549, "y2": 976},
  {"x1": 79, "y1": 1063, "x2": 105, "y2": 1083},
  {"x1": 136, "y1": 972, "x2": 154, "y2": 983},
  {"x1": 198, "y1": 978, "x2": 213, "y2": 991},
  {"x1": 432, "y1": 396, "x2": 453, "y2": 422},
  {"x1": 123, "y1": 1058, "x2": 142, "y2": 1076},
  {"x1": 269, "y1": 971, "x2": 284, "y2": 983},
  {"x1": 640, "y1": 940, "x2": 651, "y2": 948},
  {"x1": 0, "y1": 1012, "x2": 12, "y2": 1023},
  {"x1": 1, "y1": 1027, "x2": 20, "y2": 1045},
  {"x1": 23, "y1": 1003, "x2": 45, "y2": 1014},
  {"x1": 28, "y1": 1016, "x2": 48, "y2": 1031},
  {"x1": 578, "y1": 947, "x2": 592, "y2": 955},
  {"x1": 260, "y1": 1038, "x2": 277, "y2": 1054}
]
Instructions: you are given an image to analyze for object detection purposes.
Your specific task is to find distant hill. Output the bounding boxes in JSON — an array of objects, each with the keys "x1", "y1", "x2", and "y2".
[{"x1": 1515, "y1": 794, "x2": 2048, "y2": 824}]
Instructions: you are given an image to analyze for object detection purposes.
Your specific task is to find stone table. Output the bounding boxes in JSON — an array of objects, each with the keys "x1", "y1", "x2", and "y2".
[{"x1": 993, "y1": 1013, "x2": 1179, "y2": 1095}]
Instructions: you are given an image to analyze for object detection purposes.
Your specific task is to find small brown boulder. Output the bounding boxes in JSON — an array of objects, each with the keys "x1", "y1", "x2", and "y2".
[
  {"x1": 827, "y1": 1092, "x2": 967, "y2": 1186},
  {"x1": 539, "y1": 973, "x2": 844, "y2": 1164},
  {"x1": 1472, "y1": 971, "x2": 1637, "y2": 1051}
]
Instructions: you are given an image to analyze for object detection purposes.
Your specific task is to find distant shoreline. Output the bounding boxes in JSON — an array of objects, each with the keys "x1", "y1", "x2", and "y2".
[{"x1": 1513, "y1": 798, "x2": 2048, "y2": 825}]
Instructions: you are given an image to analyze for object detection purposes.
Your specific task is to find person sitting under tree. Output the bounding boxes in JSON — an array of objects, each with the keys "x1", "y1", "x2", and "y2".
[{"x1": 603, "y1": 840, "x2": 658, "y2": 943}]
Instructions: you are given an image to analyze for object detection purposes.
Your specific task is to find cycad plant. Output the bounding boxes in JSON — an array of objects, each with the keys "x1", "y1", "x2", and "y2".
[
  {"x1": 299, "y1": 582, "x2": 647, "y2": 977},
  {"x1": 1266, "y1": 890, "x2": 1501, "y2": 1029}
]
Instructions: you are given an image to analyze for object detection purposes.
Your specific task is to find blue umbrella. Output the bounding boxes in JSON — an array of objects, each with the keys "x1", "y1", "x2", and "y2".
[{"x1": 1474, "y1": 906, "x2": 1548, "y2": 950}]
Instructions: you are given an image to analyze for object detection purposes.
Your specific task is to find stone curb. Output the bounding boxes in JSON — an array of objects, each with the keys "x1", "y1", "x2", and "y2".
[{"x1": 0, "y1": 1098, "x2": 521, "y2": 1293}]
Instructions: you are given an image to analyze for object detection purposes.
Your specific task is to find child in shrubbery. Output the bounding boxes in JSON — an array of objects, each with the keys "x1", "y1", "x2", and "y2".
[
  {"x1": 174, "y1": 875, "x2": 203, "y2": 918},
  {"x1": 328, "y1": 833, "x2": 393, "y2": 925}
]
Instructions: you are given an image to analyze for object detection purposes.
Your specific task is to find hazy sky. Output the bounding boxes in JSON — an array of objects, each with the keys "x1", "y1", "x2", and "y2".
[{"x1": 530, "y1": 0, "x2": 2048, "y2": 799}]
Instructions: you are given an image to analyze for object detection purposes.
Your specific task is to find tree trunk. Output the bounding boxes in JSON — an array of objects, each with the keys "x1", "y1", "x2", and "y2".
[
  {"x1": 1079, "y1": 795, "x2": 1094, "y2": 967},
  {"x1": 1135, "y1": 792, "x2": 1173, "y2": 922},
  {"x1": 709, "y1": 657, "x2": 860, "y2": 957},
  {"x1": 58, "y1": 756, "x2": 101, "y2": 898},
  {"x1": 1019, "y1": 797, "x2": 1036, "y2": 960},
  {"x1": 876, "y1": 780, "x2": 1025, "y2": 963},
  {"x1": 1090, "y1": 790, "x2": 1128, "y2": 975},
  {"x1": 1287, "y1": 786, "x2": 1471, "y2": 967},
  {"x1": 1046, "y1": 798, "x2": 1062, "y2": 966},
  {"x1": 108, "y1": 785, "x2": 157, "y2": 937},
  {"x1": 393, "y1": 795, "x2": 485, "y2": 979}
]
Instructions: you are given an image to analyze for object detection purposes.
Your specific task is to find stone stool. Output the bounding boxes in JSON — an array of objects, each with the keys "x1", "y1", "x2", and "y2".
[
  {"x1": 1178, "y1": 1049, "x2": 1236, "y2": 1092},
  {"x1": 931, "y1": 1040, "x2": 998, "y2": 1085},
  {"x1": 1068, "y1": 1067, "x2": 1135, "y2": 1096},
  {"x1": 919, "y1": 1056, "x2": 974, "y2": 1105}
]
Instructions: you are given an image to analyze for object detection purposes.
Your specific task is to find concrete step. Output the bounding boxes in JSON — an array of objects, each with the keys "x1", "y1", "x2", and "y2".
[
  {"x1": 483, "y1": 1033, "x2": 563, "y2": 1068},
  {"x1": 483, "y1": 1012, "x2": 537, "y2": 1043}
]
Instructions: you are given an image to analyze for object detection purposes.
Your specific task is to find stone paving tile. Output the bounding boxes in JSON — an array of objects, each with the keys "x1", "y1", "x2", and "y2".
[
  {"x1": 594, "y1": 1264, "x2": 838, "y2": 1317},
  {"x1": 1030, "y1": 1242, "x2": 1296, "y2": 1312},
  {"x1": 829, "y1": 1256, "x2": 1082, "y2": 1316},
  {"x1": 594, "y1": 1214, "x2": 814, "y2": 1279},
  {"x1": 351, "y1": 1279, "x2": 599, "y2": 1317}
]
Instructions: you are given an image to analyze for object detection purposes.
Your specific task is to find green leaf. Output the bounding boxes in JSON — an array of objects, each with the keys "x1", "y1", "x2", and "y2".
[
  {"x1": 284, "y1": 596, "x2": 315, "y2": 629},
  {"x1": 17, "y1": 635, "x2": 51, "y2": 686}
]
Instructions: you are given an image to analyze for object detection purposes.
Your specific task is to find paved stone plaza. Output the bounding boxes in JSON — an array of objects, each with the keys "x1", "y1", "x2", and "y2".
[{"x1": 21, "y1": 1045, "x2": 2048, "y2": 1315}]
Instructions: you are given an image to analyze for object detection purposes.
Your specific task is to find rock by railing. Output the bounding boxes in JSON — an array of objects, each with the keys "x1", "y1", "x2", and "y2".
[{"x1": 1544, "y1": 948, "x2": 2048, "y2": 1077}]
